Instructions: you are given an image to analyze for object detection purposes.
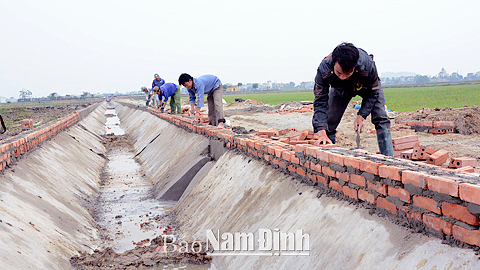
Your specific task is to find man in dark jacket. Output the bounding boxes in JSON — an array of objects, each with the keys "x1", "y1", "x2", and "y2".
[{"x1": 312, "y1": 42, "x2": 393, "y2": 156}]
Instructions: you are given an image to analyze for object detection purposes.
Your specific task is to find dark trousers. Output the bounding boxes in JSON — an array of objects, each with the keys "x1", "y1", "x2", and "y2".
[{"x1": 326, "y1": 86, "x2": 391, "y2": 143}]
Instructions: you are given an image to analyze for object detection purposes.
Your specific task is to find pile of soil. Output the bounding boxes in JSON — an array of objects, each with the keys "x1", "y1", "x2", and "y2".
[
  {"x1": 396, "y1": 106, "x2": 480, "y2": 135},
  {"x1": 70, "y1": 236, "x2": 211, "y2": 269},
  {"x1": 102, "y1": 134, "x2": 134, "y2": 148}
]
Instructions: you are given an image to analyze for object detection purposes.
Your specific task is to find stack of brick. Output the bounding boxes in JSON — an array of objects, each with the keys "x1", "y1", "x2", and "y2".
[
  {"x1": 140, "y1": 103, "x2": 480, "y2": 248},
  {"x1": 449, "y1": 157, "x2": 477, "y2": 173},
  {"x1": 395, "y1": 120, "x2": 455, "y2": 134},
  {"x1": 21, "y1": 119, "x2": 34, "y2": 131},
  {"x1": 267, "y1": 105, "x2": 314, "y2": 114},
  {"x1": 392, "y1": 135, "x2": 420, "y2": 159}
]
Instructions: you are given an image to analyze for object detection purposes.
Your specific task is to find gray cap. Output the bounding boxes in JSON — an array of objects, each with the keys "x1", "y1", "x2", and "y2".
[
  {"x1": 141, "y1": 86, "x2": 147, "y2": 91},
  {"x1": 154, "y1": 73, "x2": 160, "y2": 79}
]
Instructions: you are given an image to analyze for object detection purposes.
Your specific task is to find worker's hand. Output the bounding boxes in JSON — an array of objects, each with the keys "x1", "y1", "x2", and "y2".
[
  {"x1": 354, "y1": 115, "x2": 365, "y2": 133},
  {"x1": 313, "y1": 130, "x2": 333, "y2": 146},
  {"x1": 194, "y1": 107, "x2": 201, "y2": 122}
]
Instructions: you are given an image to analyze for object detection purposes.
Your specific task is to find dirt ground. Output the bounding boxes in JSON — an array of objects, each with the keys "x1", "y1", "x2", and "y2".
[
  {"x1": 224, "y1": 100, "x2": 480, "y2": 173},
  {"x1": 0, "y1": 102, "x2": 95, "y2": 141}
]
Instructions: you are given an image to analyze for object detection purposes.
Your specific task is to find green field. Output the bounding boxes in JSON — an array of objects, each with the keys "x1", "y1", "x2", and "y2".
[{"x1": 223, "y1": 83, "x2": 480, "y2": 112}]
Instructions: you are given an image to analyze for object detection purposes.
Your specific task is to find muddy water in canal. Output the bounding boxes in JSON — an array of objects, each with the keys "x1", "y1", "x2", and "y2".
[{"x1": 70, "y1": 106, "x2": 211, "y2": 269}]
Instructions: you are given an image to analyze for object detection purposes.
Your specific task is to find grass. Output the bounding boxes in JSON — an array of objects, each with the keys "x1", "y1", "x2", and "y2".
[{"x1": 222, "y1": 83, "x2": 480, "y2": 112}]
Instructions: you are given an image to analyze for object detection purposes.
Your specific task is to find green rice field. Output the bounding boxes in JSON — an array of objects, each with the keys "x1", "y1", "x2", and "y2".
[{"x1": 223, "y1": 83, "x2": 480, "y2": 112}]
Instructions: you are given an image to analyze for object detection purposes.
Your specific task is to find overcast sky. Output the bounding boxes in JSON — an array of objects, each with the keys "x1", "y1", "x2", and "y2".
[{"x1": 1, "y1": 0, "x2": 479, "y2": 98}]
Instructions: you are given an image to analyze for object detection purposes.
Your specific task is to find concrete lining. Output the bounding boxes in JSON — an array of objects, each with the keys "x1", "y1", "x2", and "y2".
[
  {"x1": 174, "y1": 151, "x2": 480, "y2": 269},
  {"x1": 115, "y1": 103, "x2": 210, "y2": 199},
  {"x1": 0, "y1": 103, "x2": 107, "y2": 269},
  {"x1": 116, "y1": 103, "x2": 480, "y2": 269}
]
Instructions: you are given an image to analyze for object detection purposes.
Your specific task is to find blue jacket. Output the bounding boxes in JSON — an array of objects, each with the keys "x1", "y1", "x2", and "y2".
[
  {"x1": 312, "y1": 48, "x2": 380, "y2": 132},
  {"x1": 159, "y1": 83, "x2": 179, "y2": 102},
  {"x1": 187, "y1": 75, "x2": 222, "y2": 107},
  {"x1": 152, "y1": 78, "x2": 165, "y2": 89}
]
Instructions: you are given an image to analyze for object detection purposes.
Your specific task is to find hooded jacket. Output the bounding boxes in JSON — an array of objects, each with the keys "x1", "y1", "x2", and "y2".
[{"x1": 312, "y1": 48, "x2": 381, "y2": 132}]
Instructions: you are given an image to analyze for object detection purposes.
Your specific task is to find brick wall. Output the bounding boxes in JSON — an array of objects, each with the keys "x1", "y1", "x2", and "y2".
[{"x1": 130, "y1": 104, "x2": 480, "y2": 247}]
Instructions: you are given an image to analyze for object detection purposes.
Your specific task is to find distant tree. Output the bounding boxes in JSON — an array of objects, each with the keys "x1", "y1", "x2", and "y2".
[
  {"x1": 414, "y1": 75, "x2": 430, "y2": 84},
  {"x1": 252, "y1": 83, "x2": 258, "y2": 90},
  {"x1": 81, "y1": 92, "x2": 90, "y2": 99},
  {"x1": 48, "y1": 92, "x2": 58, "y2": 100},
  {"x1": 19, "y1": 89, "x2": 32, "y2": 100},
  {"x1": 237, "y1": 83, "x2": 242, "y2": 87},
  {"x1": 448, "y1": 72, "x2": 463, "y2": 82},
  {"x1": 223, "y1": 85, "x2": 227, "y2": 91}
]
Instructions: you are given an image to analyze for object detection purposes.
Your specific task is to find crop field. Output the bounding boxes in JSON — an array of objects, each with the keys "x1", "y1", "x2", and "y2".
[{"x1": 223, "y1": 83, "x2": 480, "y2": 112}]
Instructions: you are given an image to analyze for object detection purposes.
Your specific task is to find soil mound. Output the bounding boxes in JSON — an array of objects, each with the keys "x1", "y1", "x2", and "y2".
[{"x1": 396, "y1": 106, "x2": 480, "y2": 135}]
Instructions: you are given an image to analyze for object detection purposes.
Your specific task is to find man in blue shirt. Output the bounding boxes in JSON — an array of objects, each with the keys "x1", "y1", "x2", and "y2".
[
  {"x1": 151, "y1": 73, "x2": 164, "y2": 108},
  {"x1": 178, "y1": 73, "x2": 225, "y2": 128},
  {"x1": 158, "y1": 82, "x2": 182, "y2": 114}
]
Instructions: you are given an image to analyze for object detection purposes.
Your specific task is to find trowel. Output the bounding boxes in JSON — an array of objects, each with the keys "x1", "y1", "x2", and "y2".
[{"x1": 350, "y1": 129, "x2": 363, "y2": 150}]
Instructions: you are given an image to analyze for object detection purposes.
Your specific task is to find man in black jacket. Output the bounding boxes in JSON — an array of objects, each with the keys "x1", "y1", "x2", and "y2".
[{"x1": 312, "y1": 42, "x2": 393, "y2": 156}]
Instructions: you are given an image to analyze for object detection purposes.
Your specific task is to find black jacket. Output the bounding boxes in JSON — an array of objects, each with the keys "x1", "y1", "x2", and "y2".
[{"x1": 312, "y1": 48, "x2": 381, "y2": 132}]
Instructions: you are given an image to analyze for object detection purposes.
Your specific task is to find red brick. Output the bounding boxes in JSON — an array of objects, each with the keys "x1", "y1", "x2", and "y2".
[
  {"x1": 388, "y1": 187, "x2": 411, "y2": 203},
  {"x1": 315, "y1": 149, "x2": 328, "y2": 162},
  {"x1": 245, "y1": 139, "x2": 255, "y2": 148},
  {"x1": 427, "y1": 149, "x2": 449, "y2": 166},
  {"x1": 336, "y1": 171, "x2": 350, "y2": 182},
  {"x1": 392, "y1": 135, "x2": 419, "y2": 145},
  {"x1": 459, "y1": 183, "x2": 480, "y2": 205},
  {"x1": 290, "y1": 155, "x2": 300, "y2": 165},
  {"x1": 367, "y1": 181, "x2": 388, "y2": 196},
  {"x1": 399, "y1": 207, "x2": 423, "y2": 223},
  {"x1": 455, "y1": 166, "x2": 476, "y2": 174},
  {"x1": 294, "y1": 144, "x2": 310, "y2": 154},
  {"x1": 316, "y1": 175, "x2": 328, "y2": 187},
  {"x1": 274, "y1": 148, "x2": 285, "y2": 158},
  {"x1": 379, "y1": 165, "x2": 402, "y2": 181},
  {"x1": 412, "y1": 146, "x2": 427, "y2": 160},
  {"x1": 359, "y1": 159, "x2": 380, "y2": 175},
  {"x1": 423, "y1": 214, "x2": 453, "y2": 235},
  {"x1": 377, "y1": 197, "x2": 397, "y2": 214},
  {"x1": 266, "y1": 145, "x2": 277, "y2": 155},
  {"x1": 350, "y1": 174, "x2": 366, "y2": 187},
  {"x1": 402, "y1": 170, "x2": 428, "y2": 189},
  {"x1": 393, "y1": 141, "x2": 419, "y2": 151},
  {"x1": 296, "y1": 166, "x2": 306, "y2": 176},
  {"x1": 308, "y1": 172, "x2": 316, "y2": 181},
  {"x1": 272, "y1": 158, "x2": 279, "y2": 165},
  {"x1": 322, "y1": 166, "x2": 336, "y2": 178},
  {"x1": 305, "y1": 146, "x2": 318, "y2": 157},
  {"x1": 358, "y1": 189, "x2": 376, "y2": 205},
  {"x1": 449, "y1": 157, "x2": 477, "y2": 168},
  {"x1": 287, "y1": 164, "x2": 296, "y2": 173},
  {"x1": 343, "y1": 156, "x2": 361, "y2": 169},
  {"x1": 264, "y1": 154, "x2": 272, "y2": 162},
  {"x1": 329, "y1": 180, "x2": 343, "y2": 192},
  {"x1": 282, "y1": 151, "x2": 293, "y2": 162},
  {"x1": 303, "y1": 160, "x2": 311, "y2": 169},
  {"x1": 452, "y1": 225, "x2": 480, "y2": 246},
  {"x1": 310, "y1": 162, "x2": 322, "y2": 174},
  {"x1": 442, "y1": 202, "x2": 479, "y2": 226},
  {"x1": 425, "y1": 175, "x2": 459, "y2": 197},
  {"x1": 342, "y1": 186, "x2": 358, "y2": 200},
  {"x1": 328, "y1": 153, "x2": 345, "y2": 166},
  {"x1": 413, "y1": 196, "x2": 441, "y2": 215}
]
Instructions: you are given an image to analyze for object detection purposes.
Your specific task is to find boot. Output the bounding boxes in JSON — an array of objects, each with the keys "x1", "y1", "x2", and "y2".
[{"x1": 376, "y1": 128, "x2": 394, "y2": 157}]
